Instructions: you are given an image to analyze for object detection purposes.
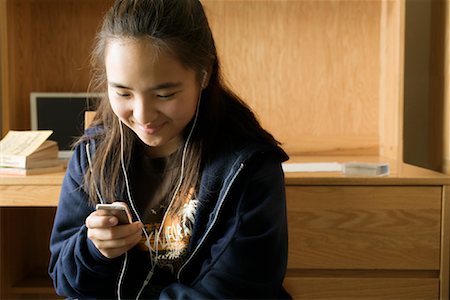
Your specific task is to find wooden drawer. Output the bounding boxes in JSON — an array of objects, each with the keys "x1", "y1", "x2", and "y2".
[
  {"x1": 286, "y1": 186, "x2": 441, "y2": 270},
  {"x1": 283, "y1": 276, "x2": 439, "y2": 300},
  {"x1": 0, "y1": 185, "x2": 61, "y2": 206}
]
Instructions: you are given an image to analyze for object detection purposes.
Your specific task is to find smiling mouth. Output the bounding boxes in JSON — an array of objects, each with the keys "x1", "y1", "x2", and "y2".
[{"x1": 139, "y1": 123, "x2": 165, "y2": 135}]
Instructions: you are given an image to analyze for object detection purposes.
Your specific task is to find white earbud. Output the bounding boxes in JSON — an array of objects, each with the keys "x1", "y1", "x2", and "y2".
[{"x1": 201, "y1": 70, "x2": 208, "y2": 89}]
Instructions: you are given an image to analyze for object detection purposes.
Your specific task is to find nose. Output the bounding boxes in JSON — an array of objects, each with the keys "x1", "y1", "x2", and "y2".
[{"x1": 133, "y1": 95, "x2": 158, "y2": 124}]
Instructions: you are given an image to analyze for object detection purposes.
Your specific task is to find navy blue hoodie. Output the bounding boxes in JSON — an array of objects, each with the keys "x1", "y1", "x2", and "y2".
[{"x1": 49, "y1": 128, "x2": 290, "y2": 299}]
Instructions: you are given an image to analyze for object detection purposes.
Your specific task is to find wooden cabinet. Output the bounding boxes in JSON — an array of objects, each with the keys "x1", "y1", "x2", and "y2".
[
  {"x1": 0, "y1": 208, "x2": 59, "y2": 299},
  {"x1": 283, "y1": 163, "x2": 450, "y2": 299},
  {"x1": 0, "y1": 174, "x2": 63, "y2": 299}
]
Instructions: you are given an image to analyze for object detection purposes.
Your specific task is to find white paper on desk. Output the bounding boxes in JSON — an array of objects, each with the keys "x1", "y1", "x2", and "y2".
[{"x1": 282, "y1": 162, "x2": 342, "y2": 173}]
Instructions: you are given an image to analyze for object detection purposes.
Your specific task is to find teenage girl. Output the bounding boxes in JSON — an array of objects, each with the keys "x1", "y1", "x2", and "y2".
[{"x1": 49, "y1": 0, "x2": 290, "y2": 298}]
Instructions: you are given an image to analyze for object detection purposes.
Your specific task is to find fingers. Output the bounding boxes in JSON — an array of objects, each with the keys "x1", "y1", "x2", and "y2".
[
  {"x1": 88, "y1": 221, "x2": 143, "y2": 240},
  {"x1": 90, "y1": 225, "x2": 143, "y2": 258},
  {"x1": 86, "y1": 209, "x2": 120, "y2": 228},
  {"x1": 86, "y1": 210, "x2": 144, "y2": 259}
]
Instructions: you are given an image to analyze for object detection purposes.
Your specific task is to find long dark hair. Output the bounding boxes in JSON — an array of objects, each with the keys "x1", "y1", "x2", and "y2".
[{"x1": 83, "y1": 0, "x2": 279, "y2": 213}]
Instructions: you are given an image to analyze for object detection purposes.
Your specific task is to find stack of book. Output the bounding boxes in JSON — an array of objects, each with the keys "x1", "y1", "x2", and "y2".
[{"x1": 0, "y1": 130, "x2": 64, "y2": 175}]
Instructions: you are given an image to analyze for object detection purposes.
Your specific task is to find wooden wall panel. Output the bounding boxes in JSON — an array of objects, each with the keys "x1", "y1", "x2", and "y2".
[
  {"x1": 378, "y1": 0, "x2": 404, "y2": 162},
  {"x1": 403, "y1": 0, "x2": 446, "y2": 172},
  {"x1": 203, "y1": 0, "x2": 389, "y2": 156},
  {"x1": 444, "y1": 1, "x2": 450, "y2": 174},
  {"x1": 4, "y1": 0, "x2": 112, "y2": 134},
  {"x1": 425, "y1": 1, "x2": 445, "y2": 172},
  {"x1": 3, "y1": 0, "x2": 405, "y2": 158},
  {"x1": 0, "y1": 0, "x2": 8, "y2": 135},
  {"x1": 442, "y1": 186, "x2": 450, "y2": 299}
]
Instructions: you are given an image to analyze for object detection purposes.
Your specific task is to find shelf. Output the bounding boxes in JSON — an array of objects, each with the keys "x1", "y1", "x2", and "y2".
[
  {"x1": 10, "y1": 275, "x2": 60, "y2": 298},
  {"x1": 283, "y1": 155, "x2": 450, "y2": 186}
]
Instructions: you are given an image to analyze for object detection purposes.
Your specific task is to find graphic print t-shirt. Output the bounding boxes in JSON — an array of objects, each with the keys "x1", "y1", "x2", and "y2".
[{"x1": 132, "y1": 154, "x2": 198, "y2": 275}]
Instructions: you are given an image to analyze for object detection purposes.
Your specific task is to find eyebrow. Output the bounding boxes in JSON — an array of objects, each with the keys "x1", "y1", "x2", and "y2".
[{"x1": 108, "y1": 81, "x2": 183, "y2": 91}]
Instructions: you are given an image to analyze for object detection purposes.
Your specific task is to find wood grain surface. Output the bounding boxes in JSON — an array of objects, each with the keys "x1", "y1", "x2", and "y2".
[
  {"x1": 286, "y1": 186, "x2": 441, "y2": 270},
  {"x1": 3, "y1": 0, "x2": 405, "y2": 159}
]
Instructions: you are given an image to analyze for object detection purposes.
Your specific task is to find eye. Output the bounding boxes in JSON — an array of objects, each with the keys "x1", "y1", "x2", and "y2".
[
  {"x1": 157, "y1": 92, "x2": 177, "y2": 100},
  {"x1": 115, "y1": 91, "x2": 131, "y2": 98}
]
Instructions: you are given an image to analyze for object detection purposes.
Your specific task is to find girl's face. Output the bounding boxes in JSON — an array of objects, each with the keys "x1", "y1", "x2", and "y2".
[{"x1": 105, "y1": 38, "x2": 201, "y2": 157}]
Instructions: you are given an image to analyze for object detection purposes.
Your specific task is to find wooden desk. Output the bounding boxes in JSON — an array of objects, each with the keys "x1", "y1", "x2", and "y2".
[
  {"x1": 0, "y1": 172, "x2": 64, "y2": 207},
  {"x1": 283, "y1": 158, "x2": 450, "y2": 300},
  {"x1": 0, "y1": 172, "x2": 64, "y2": 299},
  {"x1": 0, "y1": 160, "x2": 449, "y2": 299}
]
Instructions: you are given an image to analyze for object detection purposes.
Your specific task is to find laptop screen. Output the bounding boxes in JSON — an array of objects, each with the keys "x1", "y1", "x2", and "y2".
[{"x1": 30, "y1": 92, "x2": 101, "y2": 159}]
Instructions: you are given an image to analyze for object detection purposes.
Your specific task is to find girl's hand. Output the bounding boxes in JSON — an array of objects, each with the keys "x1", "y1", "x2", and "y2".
[{"x1": 86, "y1": 209, "x2": 143, "y2": 259}]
